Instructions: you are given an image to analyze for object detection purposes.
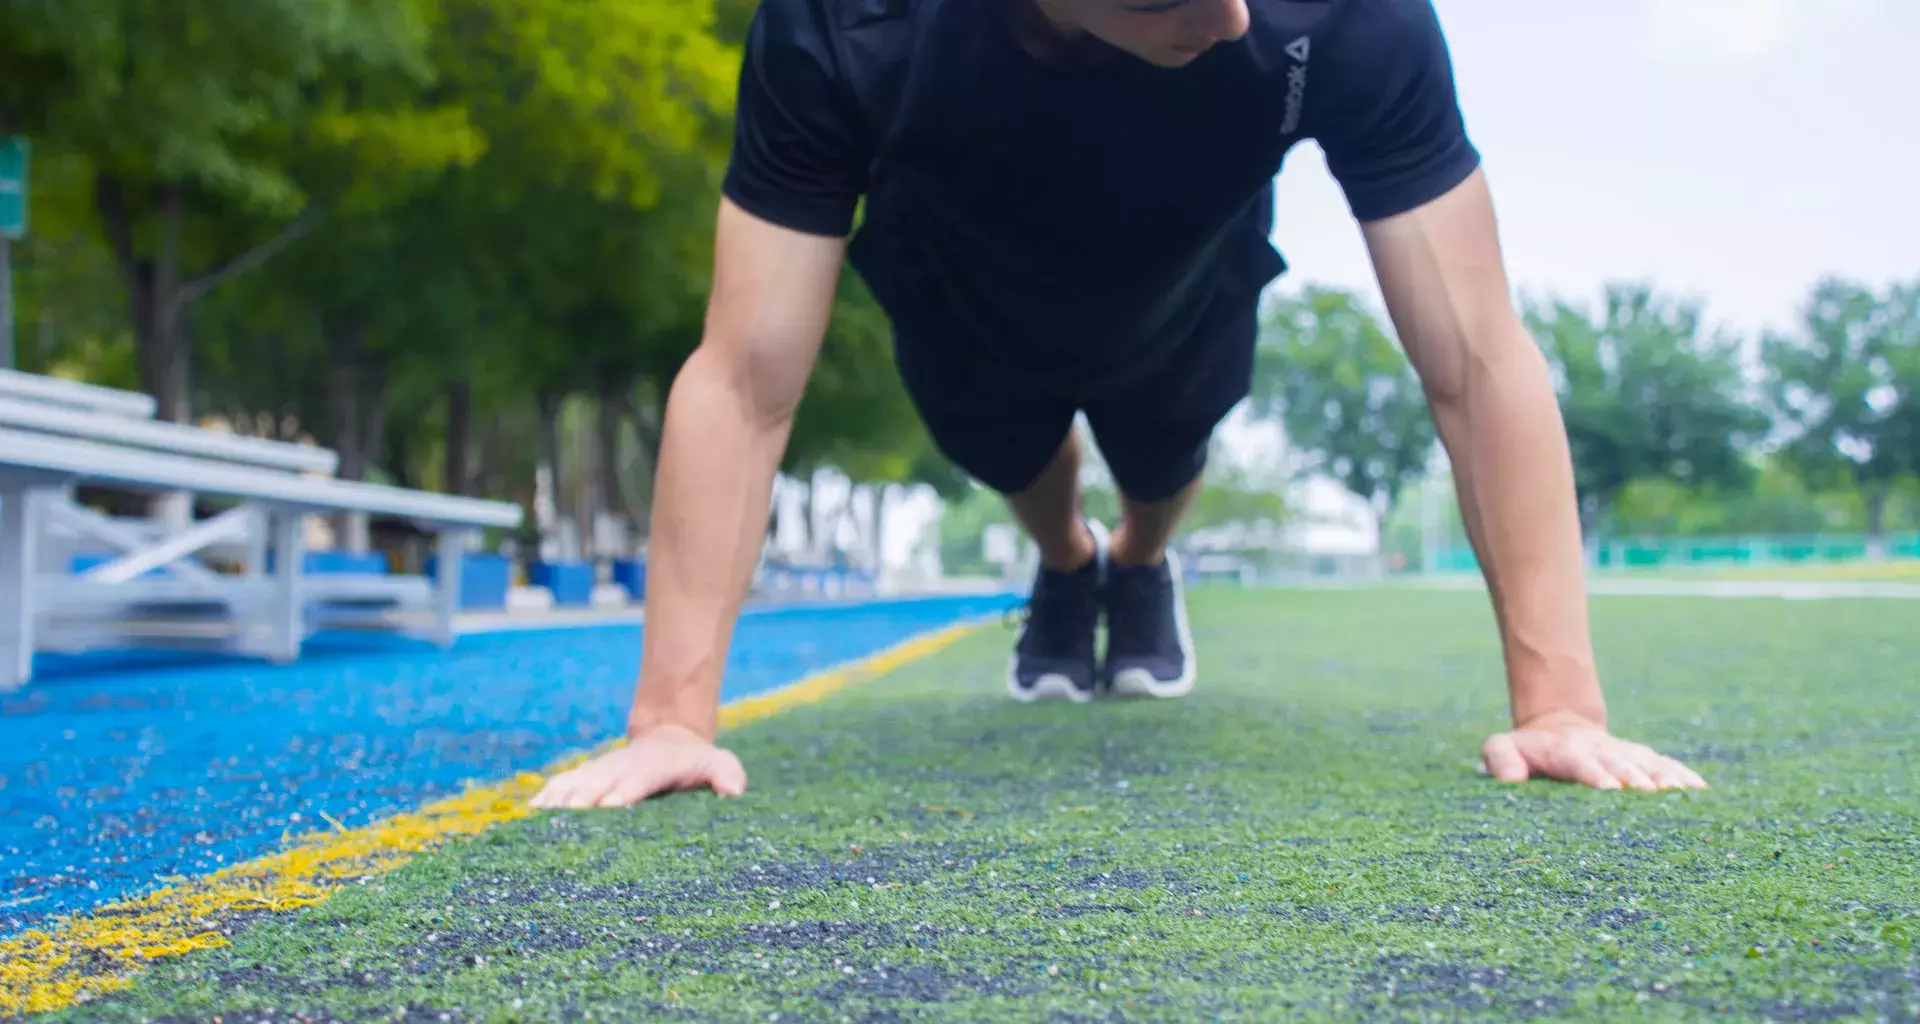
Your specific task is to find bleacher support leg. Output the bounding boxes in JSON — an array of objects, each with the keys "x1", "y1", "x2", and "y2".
[
  {"x1": 242, "y1": 505, "x2": 269, "y2": 578},
  {"x1": 268, "y1": 510, "x2": 306, "y2": 662},
  {"x1": 0, "y1": 488, "x2": 39, "y2": 691},
  {"x1": 432, "y1": 529, "x2": 466, "y2": 647}
]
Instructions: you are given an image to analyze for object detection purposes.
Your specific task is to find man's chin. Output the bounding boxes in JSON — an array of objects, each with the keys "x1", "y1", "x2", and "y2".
[{"x1": 1145, "y1": 47, "x2": 1205, "y2": 68}]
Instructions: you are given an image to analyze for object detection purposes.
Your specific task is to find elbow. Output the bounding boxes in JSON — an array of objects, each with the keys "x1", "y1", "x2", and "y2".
[
  {"x1": 677, "y1": 334, "x2": 809, "y2": 436},
  {"x1": 1420, "y1": 311, "x2": 1542, "y2": 419}
]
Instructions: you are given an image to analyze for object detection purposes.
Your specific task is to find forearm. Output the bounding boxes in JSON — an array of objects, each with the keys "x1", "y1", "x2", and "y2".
[
  {"x1": 627, "y1": 346, "x2": 794, "y2": 741},
  {"x1": 1430, "y1": 329, "x2": 1604, "y2": 728}
]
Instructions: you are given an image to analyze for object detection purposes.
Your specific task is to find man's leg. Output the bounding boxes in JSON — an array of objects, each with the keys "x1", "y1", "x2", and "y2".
[
  {"x1": 1082, "y1": 302, "x2": 1259, "y2": 699},
  {"x1": 1005, "y1": 427, "x2": 1099, "y2": 572},
  {"x1": 995, "y1": 426, "x2": 1112, "y2": 703},
  {"x1": 1110, "y1": 472, "x2": 1205, "y2": 568},
  {"x1": 1083, "y1": 446, "x2": 1206, "y2": 700},
  {"x1": 889, "y1": 336, "x2": 1101, "y2": 703}
]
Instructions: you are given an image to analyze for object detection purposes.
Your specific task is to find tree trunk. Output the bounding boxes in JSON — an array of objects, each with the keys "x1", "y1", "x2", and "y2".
[
  {"x1": 1578, "y1": 492, "x2": 1607, "y2": 568},
  {"x1": 444, "y1": 378, "x2": 472, "y2": 496},
  {"x1": 1864, "y1": 483, "x2": 1888, "y2": 561},
  {"x1": 572, "y1": 395, "x2": 596, "y2": 557},
  {"x1": 871, "y1": 484, "x2": 888, "y2": 576},
  {"x1": 595, "y1": 381, "x2": 626, "y2": 554},
  {"x1": 323, "y1": 317, "x2": 383, "y2": 554},
  {"x1": 621, "y1": 384, "x2": 664, "y2": 541},
  {"x1": 135, "y1": 183, "x2": 192, "y2": 423},
  {"x1": 797, "y1": 476, "x2": 815, "y2": 557},
  {"x1": 1373, "y1": 497, "x2": 1390, "y2": 579},
  {"x1": 535, "y1": 389, "x2": 567, "y2": 558},
  {"x1": 359, "y1": 355, "x2": 388, "y2": 478},
  {"x1": 326, "y1": 317, "x2": 368, "y2": 480},
  {"x1": 95, "y1": 176, "x2": 319, "y2": 426}
]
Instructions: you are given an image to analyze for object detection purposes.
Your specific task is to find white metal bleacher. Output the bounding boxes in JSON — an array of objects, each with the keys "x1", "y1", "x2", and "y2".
[
  {"x1": 0, "y1": 397, "x2": 340, "y2": 475},
  {"x1": 0, "y1": 378, "x2": 344, "y2": 584},
  {"x1": 0, "y1": 366, "x2": 157, "y2": 418},
  {"x1": 0, "y1": 375, "x2": 523, "y2": 691}
]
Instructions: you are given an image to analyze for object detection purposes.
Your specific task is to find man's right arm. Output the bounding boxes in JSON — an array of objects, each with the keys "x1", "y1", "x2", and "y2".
[{"x1": 530, "y1": 198, "x2": 847, "y2": 810}]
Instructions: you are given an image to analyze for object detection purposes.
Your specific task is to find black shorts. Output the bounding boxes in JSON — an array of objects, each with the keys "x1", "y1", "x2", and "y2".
[{"x1": 892, "y1": 299, "x2": 1257, "y2": 503}]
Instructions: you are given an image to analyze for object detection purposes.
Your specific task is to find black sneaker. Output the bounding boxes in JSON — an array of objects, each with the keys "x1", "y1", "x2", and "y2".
[
  {"x1": 1007, "y1": 521, "x2": 1108, "y2": 704},
  {"x1": 1100, "y1": 548, "x2": 1195, "y2": 699}
]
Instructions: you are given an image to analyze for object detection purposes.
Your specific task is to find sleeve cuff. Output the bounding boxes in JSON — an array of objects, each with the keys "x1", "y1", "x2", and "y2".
[
  {"x1": 722, "y1": 172, "x2": 859, "y2": 238},
  {"x1": 1343, "y1": 140, "x2": 1483, "y2": 223}
]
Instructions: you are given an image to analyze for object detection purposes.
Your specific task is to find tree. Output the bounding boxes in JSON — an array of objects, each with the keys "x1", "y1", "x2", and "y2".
[
  {"x1": 1763, "y1": 276, "x2": 1920, "y2": 555},
  {"x1": 1524, "y1": 282, "x2": 1766, "y2": 540},
  {"x1": 188, "y1": 0, "x2": 740, "y2": 544},
  {"x1": 3, "y1": 0, "x2": 447, "y2": 420},
  {"x1": 1252, "y1": 286, "x2": 1434, "y2": 550},
  {"x1": 1182, "y1": 468, "x2": 1288, "y2": 536}
]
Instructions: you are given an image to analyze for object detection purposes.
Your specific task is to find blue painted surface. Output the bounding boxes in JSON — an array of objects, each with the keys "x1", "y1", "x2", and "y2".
[
  {"x1": 68, "y1": 553, "x2": 177, "y2": 579},
  {"x1": 0, "y1": 592, "x2": 1019, "y2": 938}
]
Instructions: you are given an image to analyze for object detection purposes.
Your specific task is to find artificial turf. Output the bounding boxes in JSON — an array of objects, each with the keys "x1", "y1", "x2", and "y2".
[{"x1": 33, "y1": 589, "x2": 1920, "y2": 1022}]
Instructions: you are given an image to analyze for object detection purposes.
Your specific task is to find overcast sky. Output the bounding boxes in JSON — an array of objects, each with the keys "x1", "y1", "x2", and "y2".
[{"x1": 1270, "y1": 0, "x2": 1918, "y2": 339}]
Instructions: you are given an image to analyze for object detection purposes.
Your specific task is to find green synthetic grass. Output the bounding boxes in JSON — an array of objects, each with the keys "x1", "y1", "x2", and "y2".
[{"x1": 45, "y1": 590, "x2": 1920, "y2": 1022}]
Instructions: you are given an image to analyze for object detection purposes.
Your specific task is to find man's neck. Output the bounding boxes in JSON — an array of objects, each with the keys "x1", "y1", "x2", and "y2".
[
  {"x1": 1027, "y1": 0, "x2": 1087, "y2": 37},
  {"x1": 1006, "y1": 0, "x2": 1119, "y2": 65}
]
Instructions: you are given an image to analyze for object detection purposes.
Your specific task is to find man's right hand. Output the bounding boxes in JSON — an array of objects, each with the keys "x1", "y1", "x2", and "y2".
[{"x1": 528, "y1": 725, "x2": 748, "y2": 809}]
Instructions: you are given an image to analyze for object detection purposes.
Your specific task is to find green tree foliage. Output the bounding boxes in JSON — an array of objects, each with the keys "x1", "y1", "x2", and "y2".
[
  {"x1": 1606, "y1": 458, "x2": 1920, "y2": 538},
  {"x1": 4, "y1": 0, "x2": 962, "y2": 562},
  {"x1": 936, "y1": 483, "x2": 1015, "y2": 578},
  {"x1": 1, "y1": 0, "x2": 449, "y2": 420},
  {"x1": 1252, "y1": 286, "x2": 1433, "y2": 544},
  {"x1": 1524, "y1": 283, "x2": 1766, "y2": 537},
  {"x1": 1184, "y1": 467, "x2": 1288, "y2": 535},
  {"x1": 1762, "y1": 276, "x2": 1920, "y2": 551},
  {"x1": 1077, "y1": 432, "x2": 1286, "y2": 546}
]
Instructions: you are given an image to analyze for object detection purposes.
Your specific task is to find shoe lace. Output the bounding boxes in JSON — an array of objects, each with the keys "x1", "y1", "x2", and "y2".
[
  {"x1": 1008, "y1": 571, "x2": 1097, "y2": 651},
  {"x1": 1104, "y1": 563, "x2": 1170, "y2": 648},
  {"x1": 1107, "y1": 563, "x2": 1166, "y2": 607}
]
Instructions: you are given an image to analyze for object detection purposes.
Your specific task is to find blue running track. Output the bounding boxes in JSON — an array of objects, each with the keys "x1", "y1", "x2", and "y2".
[{"x1": 0, "y1": 593, "x2": 1019, "y2": 938}]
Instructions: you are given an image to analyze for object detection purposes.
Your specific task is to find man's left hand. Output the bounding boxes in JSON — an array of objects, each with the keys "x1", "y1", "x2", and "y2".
[{"x1": 1481, "y1": 710, "x2": 1708, "y2": 791}]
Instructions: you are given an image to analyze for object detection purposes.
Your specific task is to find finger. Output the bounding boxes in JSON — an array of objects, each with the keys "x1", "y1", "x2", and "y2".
[
  {"x1": 1480, "y1": 734, "x2": 1532, "y2": 784},
  {"x1": 595, "y1": 771, "x2": 663, "y2": 808},
  {"x1": 707, "y1": 750, "x2": 749, "y2": 797},
  {"x1": 1601, "y1": 748, "x2": 1659, "y2": 791},
  {"x1": 558, "y1": 768, "x2": 622, "y2": 810},
  {"x1": 1640, "y1": 752, "x2": 1691, "y2": 791},
  {"x1": 1667, "y1": 757, "x2": 1709, "y2": 789},
  {"x1": 529, "y1": 770, "x2": 579, "y2": 809},
  {"x1": 1559, "y1": 746, "x2": 1621, "y2": 790}
]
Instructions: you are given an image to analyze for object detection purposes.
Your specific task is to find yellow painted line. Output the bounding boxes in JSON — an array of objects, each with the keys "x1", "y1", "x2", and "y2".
[
  {"x1": 716, "y1": 619, "x2": 987, "y2": 730},
  {"x1": 0, "y1": 618, "x2": 992, "y2": 1017}
]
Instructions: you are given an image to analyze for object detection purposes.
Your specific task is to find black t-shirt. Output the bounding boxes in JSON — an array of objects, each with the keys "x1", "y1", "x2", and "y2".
[{"x1": 721, "y1": 0, "x2": 1482, "y2": 393}]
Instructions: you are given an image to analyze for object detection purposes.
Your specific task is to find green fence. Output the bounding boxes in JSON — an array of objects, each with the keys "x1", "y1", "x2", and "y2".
[{"x1": 1434, "y1": 532, "x2": 1920, "y2": 573}]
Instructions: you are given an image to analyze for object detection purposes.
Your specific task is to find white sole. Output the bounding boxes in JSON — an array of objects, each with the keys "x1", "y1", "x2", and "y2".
[
  {"x1": 1006, "y1": 669, "x2": 1095, "y2": 703},
  {"x1": 1104, "y1": 548, "x2": 1196, "y2": 700}
]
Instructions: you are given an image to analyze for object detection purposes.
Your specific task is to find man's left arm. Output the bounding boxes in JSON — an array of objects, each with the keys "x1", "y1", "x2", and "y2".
[{"x1": 1359, "y1": 168, "x2": 1705, "y2": 791}]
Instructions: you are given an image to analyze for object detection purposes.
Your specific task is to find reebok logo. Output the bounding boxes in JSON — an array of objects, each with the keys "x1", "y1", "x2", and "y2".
[{"x1": 1280, "y1": 35, "x2": 1310, "y2": 135}]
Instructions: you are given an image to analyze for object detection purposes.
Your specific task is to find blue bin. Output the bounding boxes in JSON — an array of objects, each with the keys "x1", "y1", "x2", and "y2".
[
  {"x1": 530, "y1": 560, "x2": 595, "y2": 608},
  {"x1": 427, "y1": 552, "x2": 513, "y2": 611},
  {"x1": 611, "y1": 558, "x2": 646, "y2": 601},
  {"x1": 265, "y1": 550, "x2": 390, "y2": 575}
]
